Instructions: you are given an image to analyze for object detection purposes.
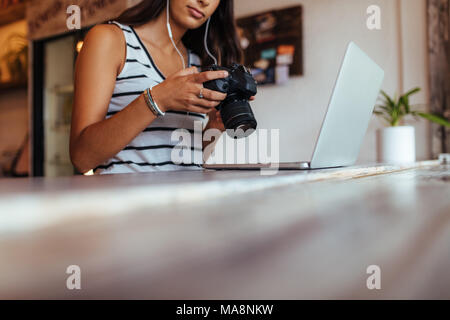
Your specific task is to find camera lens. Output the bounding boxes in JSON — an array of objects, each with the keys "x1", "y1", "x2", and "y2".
[{"x1": 220, "y1": 99, "x2": 257, "y2": 139}]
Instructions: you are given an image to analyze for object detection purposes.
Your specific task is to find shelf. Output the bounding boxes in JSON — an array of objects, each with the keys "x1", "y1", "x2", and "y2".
[
  {"x1": 49, "y1": 124, "x2": 71, "y2": 133},
  {"x1": 49, "y1": 84, "x2": 74, "y2": 95},
  {"x1": 0, "y1": 2, "x2": 26, "y2": 27}
]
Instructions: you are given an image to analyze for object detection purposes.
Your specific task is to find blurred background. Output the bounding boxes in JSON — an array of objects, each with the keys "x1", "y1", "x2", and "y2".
[{"x1": 0, "y1": 0, "x2": 448, "y2": 178}]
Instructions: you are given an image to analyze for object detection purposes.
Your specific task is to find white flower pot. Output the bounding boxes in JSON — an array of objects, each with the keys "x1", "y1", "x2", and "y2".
[{"x1": 377, "y1": 126, "x2": 416, "y2": 164}]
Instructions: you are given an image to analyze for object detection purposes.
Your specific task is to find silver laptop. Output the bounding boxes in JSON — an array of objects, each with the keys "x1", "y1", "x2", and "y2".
[{"x1": 203, "y1": 42, "x2": 385, "y2": 171}]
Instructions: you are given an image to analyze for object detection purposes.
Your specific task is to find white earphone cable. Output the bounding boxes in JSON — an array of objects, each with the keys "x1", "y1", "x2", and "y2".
[
  {"x1": 167, "y1": 0, "x2": 186, "y2": 69},
  {"x1": 204, "y1": 17, "x2": 218, "y2": 65}
]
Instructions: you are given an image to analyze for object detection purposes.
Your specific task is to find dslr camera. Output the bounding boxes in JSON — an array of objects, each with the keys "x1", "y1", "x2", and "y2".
[{"x1": 203, "y1": 63, "x2": 258, "y2": 139}]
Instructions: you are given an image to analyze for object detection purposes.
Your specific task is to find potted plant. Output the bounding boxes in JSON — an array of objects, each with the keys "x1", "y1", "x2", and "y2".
[{"x1": 374, "y1": 87, "x2": 450, "y2": 164}]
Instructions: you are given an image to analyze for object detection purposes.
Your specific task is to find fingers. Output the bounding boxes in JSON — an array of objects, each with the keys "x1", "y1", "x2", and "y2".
[
  {"x1": 177, "y1": 66, "x2": 199, "y2": 76},
  {"x1": 182, "y1": 92, "x2": 220, "y2": 113},
  {"x1": 186, "y1": 105, "x2": 214, "y2": 114},
  {"x1": 193, "y1": 70, "x2": 229, "y2": 84},
  {"x1": 191, "y1": 96, "x2": 221, "y2": 108},
  {"x1": 189, "y1": 85, "x2": 224, "y2": 108},
  {"x1": 201, "y1": 88, "x2": 227, "y2": 102}
]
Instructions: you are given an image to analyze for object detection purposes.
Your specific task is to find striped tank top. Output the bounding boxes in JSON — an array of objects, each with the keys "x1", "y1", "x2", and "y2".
[{"x1": 95, "y1": 21, "x2": 206, "y2": 175}]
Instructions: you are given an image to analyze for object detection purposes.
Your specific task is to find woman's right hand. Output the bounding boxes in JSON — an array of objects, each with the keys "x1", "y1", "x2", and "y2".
[{"x1": 150, "y1": 67, "x2": 229, "y2": 115}]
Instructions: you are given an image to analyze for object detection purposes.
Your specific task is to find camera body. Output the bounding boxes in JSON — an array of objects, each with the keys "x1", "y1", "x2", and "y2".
[{"x1": 203, "y1": 64, "x2": 258, "y2": 139}]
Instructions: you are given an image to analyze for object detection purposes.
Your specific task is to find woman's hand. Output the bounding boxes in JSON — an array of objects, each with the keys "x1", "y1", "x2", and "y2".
[
  {"x1": 205, "y1": 109, "x2": 225, "y2": 132},
  {"x1": 206, "y1": 96, "x2": 257, "y2": 132},
  {"x1": 150, "y1": 67, "x2": 229, "y2": 115}
]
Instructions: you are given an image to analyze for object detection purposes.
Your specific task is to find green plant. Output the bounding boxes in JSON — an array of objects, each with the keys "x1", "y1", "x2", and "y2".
[{"x1": 374, "y1": 87, "x2": 450, "y2": 128}]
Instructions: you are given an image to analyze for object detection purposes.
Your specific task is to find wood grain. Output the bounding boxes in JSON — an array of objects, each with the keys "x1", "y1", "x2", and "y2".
[
  {"x1": 0, "y1": 163, "x2": 448, "y2": 299},
  {"x1": 428, "y1": 0, "x2": 450, "y2": 155}
]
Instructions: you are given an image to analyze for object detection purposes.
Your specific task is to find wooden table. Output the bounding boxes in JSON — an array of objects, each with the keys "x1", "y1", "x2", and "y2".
[{"x1": 0, "y1": 161, "x2": 449, "y2": 299}]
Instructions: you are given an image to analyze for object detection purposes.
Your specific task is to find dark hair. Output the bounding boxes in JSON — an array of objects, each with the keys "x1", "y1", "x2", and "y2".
[{"x1": 116, "y1": 0, "x2": 242, "y2": 66}]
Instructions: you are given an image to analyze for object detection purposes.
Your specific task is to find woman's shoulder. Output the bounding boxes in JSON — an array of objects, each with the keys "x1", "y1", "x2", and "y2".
[
  {"x1": 82, "y1": 23, "x2": 127, "y2": 58},
  {"x1": 85, "y1": 23, "x2": 125, "y2": 44},
  {"x1": 79, "y1": 23, "x2": 126, "y2": 74}
]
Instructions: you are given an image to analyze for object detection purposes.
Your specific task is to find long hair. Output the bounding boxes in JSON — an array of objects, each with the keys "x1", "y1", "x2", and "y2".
[{"x1": 116, "y1": 0, "x2": 242, "y2": 66}]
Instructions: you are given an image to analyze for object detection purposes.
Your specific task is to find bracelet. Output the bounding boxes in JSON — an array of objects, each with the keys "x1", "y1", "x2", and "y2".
[{"x1": 144, "y1": 88, "x2": 165, "y2": 117}]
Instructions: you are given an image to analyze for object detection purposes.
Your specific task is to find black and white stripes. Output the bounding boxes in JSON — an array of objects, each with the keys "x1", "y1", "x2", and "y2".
[{"x1": 95, "y1": 21, "x2": 206, "y2": 175}]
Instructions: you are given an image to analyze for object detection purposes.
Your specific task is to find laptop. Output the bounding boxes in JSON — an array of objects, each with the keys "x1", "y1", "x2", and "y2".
[{"x1": 203, "y1": 42, "x2": 385, "y2": 171}]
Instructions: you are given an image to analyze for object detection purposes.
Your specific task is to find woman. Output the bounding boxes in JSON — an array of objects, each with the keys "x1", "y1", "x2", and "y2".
[{"x1": 70, "y1": 0, "x2": 249, "y2": 174}]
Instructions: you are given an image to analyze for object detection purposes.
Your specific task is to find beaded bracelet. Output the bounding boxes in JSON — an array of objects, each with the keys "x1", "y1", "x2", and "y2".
[{"x1": 144, "y1": 88, "x2": 165, "y2": 117}]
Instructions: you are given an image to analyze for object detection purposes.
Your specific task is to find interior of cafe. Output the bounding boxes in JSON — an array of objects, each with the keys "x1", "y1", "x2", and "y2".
[
  {"x1": 0, "y1": 0, "x2": 449, "y2": 300},
  {"x1": 0, "y1": 0, "x2": 448, "y2": 178}
]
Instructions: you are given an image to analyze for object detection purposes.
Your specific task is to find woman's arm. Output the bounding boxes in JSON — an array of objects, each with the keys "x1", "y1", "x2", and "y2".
[
  {"x1": 70, "y1": 25, "x2": 158, "y2": 173},
  {"x1": 70, "y1": 25, "x2": 229, "y2": 174}
]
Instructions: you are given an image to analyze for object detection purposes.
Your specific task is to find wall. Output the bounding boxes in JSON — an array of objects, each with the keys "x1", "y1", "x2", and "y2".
[
  {"x1": 399, "y1": 0, "x2": 431, "y2": 159},
  {"x1": 214, "y1": 0, "x2": 431, "y2": 164},
  {"x1": 27, "y1": 0, "x2": 136, "y2": 40},
  {"x1": 0, "y1": 20, "x2": 29, "y2": 175}
]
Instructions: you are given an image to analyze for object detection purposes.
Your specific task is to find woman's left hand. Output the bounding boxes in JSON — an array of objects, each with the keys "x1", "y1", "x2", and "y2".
[
  {"x1": 204, "y1": 96, "x2": 256, "y2": 132},
  {"x1": 205, "y1": 109, "x2": 225, "y2": 132}
]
